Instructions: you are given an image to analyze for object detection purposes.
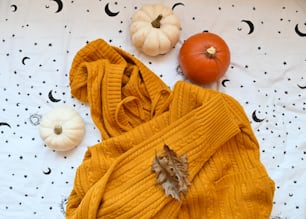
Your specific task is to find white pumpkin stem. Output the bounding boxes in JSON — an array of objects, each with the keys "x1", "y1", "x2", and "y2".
[
  {"x1": 54, "y1": 125, "x2": 63, "y2": 135},
  {"x1": 151, "y1": 14, "x2": 163, "y2": 28},
  {"x1": 205, "y1": 46, "x2": 217, "y2": 58}
]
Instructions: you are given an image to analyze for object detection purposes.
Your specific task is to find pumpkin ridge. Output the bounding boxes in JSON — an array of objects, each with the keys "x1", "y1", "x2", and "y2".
[
  {"x1": 132, "y1": 10, "x2": 151, "y2": 22},
  {"x1": 160, "y1": 25, "x2": 179, "y2": 46}
]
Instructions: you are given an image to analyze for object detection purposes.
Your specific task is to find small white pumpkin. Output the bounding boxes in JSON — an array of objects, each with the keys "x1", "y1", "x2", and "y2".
[
  {"x1": 130, "y1": 4, "x2": 181, "y2": 56},
  {"x1": 39, "y1": 106, "x2": 85, "y2": 151}
]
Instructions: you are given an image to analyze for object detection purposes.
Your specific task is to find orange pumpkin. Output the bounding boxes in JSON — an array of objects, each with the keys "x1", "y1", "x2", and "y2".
[{"x1": 179, "y1": 32, "x2": 230, "y2": 84}]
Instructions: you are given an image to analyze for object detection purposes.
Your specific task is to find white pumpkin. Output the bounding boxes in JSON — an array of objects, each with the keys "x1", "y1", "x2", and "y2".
[
  {"x1": 130, "y1": 4, "x2": 181, "y2": 56},
  {"x1": 39, "y1": 106, "x2": 85, "y2": 151}
]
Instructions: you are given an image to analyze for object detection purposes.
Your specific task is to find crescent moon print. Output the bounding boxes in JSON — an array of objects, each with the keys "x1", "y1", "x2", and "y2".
[
  {"x1": 22, "y1": 56, "x2": 30, "y2": 65},
  {"x1": 295, "y1": 23, "x2": 306, "y2": 37},
  {"x1": 176, "y1": 65, "x2": 183, "y2": 76},
  {"x1": 105, "y1": 2, "x2": 119, "y2": 17},
  {"x1": 172, "y1": 2, "x2": 185, "y2": 10},
  {"x1": 10, "y1": 4, "x2": 17, "y2": 12},
  {"x1": 60, "y1": 197, "x2": 68, "y2": 215},
  {"x1": 241, "y1": 20, "x2": 254, "y2": 35},
  {"x1": 221, "y1": 79, "x2": 230, "y2": 87},
  {"x1": 43, "y1": 167, "x2": 51, "y2": 175},
  {"x1": 297, "y1": 84, "x2": 306, "y2": 89},
  {"x1": 50, "y1": 0, "x2": 63, "y2": 13},
  {"x1": 48, "y1": 90, "x2": 61, "y2": 102},
  {"x1": 252, "y1": 110, "x2": 265, "y2": 123},
  {"x1": 0, "y1": 122, "x2": 11, "y2": 128}
]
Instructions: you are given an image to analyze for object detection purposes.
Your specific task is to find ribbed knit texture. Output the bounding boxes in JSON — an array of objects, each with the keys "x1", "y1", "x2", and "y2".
[{"x1": 67, "y1": 39, "x2": 275, "y2": 219}]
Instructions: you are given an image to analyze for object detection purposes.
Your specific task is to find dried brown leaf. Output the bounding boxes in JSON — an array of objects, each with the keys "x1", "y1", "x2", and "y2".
[{"x1": 152, "y1": 144, "x2": 191, "y2": 201}]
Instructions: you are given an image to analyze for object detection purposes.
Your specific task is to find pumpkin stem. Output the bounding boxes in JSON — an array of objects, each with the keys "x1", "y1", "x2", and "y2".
[
  {"x1": 151, "y1": 14, "x2": 163, "y2": 28},
  {"x1": 54, "y1": 125, "x2": 62, "y2": 135},
  {"x1": 205, "y1": 46, "x2": 217, "y2": 58}
]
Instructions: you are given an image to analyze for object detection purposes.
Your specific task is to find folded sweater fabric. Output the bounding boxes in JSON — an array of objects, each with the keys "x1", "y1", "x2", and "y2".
[{"x1": 67, "y1": 39, "x2": 275, "y2": 219}]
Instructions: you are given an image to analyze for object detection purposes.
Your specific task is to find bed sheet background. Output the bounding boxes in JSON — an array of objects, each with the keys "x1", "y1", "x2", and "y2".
[{"x1": 0, "y1": 0, "x2": 305, "y2": 218}]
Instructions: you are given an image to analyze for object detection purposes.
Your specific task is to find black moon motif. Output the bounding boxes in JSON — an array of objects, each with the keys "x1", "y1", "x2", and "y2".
[
  {"x1": 176, "y1": 65, "x2": 183, "y2": 75},
  {"x1": 241, "y1": 20, "x2": 254, "y2": 35},
  {"x1": 60, "y1": 197, "x2": 68, "y2": 215},
  {"x1": 297, "y1": 84, "x2": 306, "y2": 89},
  {"x1": 105, "y1": 2, "x2": 119, "y2": 17},
  {"x1": 221, "y1": 79, "x2": 230, "y2": 87},
  {"x1": 295, "y1": 23, "x2": 306, "y2": 37},
  {"x1": 22, "y1": 56, "x2": 30, "y2": 65},
  {"x1": 50, "y1": 0, "x2": 63, "y2": 13},
  {"x1": 10, "y1": 4, "x2": 17, "y2": 12},
  {"x1": 252, "y1": 110, "x2": 265, "y2": 123},
  {"x1": 48, "y1": 90, "x2": 61, "y2": 102},
  {"x1": 43, "y1": 167, "x2": 52, "y2": 175},
  {"x1": 172, "y1": 2, "x2": 185, "y2": 10},
  {"x1": 0, "y1": 122, "x2": 11, "y2": 128}
]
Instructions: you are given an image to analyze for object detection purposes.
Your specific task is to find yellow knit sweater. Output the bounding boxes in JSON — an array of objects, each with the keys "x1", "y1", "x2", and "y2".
[{"x1": 67, "y1": 39, "x2": 275, "y2": 219}]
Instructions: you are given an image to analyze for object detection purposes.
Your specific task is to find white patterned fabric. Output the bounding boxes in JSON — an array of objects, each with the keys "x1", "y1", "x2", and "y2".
[{"x1": 0, "y1": 0, "x2": 305, "y2": 218}]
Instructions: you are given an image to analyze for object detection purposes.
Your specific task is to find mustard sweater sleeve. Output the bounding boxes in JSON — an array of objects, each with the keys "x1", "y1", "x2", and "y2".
[
  {"x1": 69, "y1": 39, "x2": 172, "y2": 140},
  {"x1": 67, "y1": 39, "x2": 275, "y2": 219}
]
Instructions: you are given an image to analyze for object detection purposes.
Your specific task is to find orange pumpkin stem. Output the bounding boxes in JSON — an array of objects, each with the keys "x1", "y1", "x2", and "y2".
[
  {"x1": 151, "y1": 14, "x2": 163, "y2": 28},
  {"x1": 205, "y1": 46, "x2": 216, "y2": 58},
  {"x1": 54, "y1": 125, "x2": 63, "y2": 135}
]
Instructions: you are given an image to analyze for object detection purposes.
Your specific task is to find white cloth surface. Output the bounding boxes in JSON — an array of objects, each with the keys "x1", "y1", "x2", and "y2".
[{"x1": 0, "y1": 0, "x2": 305, "y2": 218}]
